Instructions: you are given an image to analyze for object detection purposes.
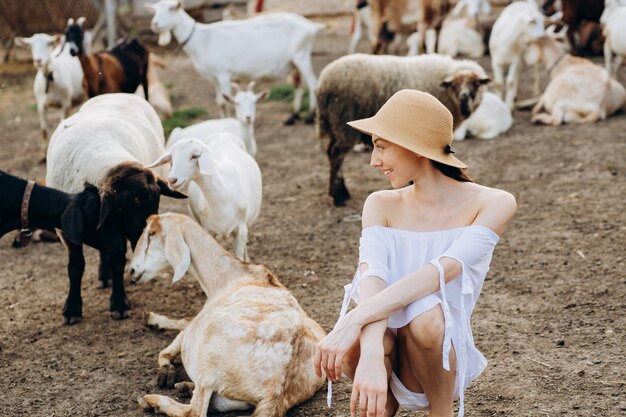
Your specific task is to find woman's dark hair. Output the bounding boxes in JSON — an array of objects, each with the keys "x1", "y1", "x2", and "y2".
[{"x1": 431, "y1": 160, "x2": 473, "y2": 182}]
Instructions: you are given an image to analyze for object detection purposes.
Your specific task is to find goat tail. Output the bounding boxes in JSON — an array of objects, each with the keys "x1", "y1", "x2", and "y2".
[{"x1": 251, "y1": 398, "x2": 287, "y2": 417}]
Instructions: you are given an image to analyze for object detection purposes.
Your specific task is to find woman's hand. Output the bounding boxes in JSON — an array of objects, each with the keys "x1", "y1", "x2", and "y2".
[
  {"x1": 351, "y1": 355, "x2": 388, "y2": 417},
  {"x1": 314, "y1": 312, "x2": 363, "y2": 381}
]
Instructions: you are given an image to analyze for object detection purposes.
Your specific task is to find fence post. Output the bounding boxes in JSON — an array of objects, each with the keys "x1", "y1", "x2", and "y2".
[{"x1": 105, "y1": 0, "x2": 117, "y2": 46}]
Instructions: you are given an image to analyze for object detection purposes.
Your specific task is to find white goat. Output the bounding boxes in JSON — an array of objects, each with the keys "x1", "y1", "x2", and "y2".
[
  {"x1": 129, "y1": 213, "x2": 325, "y2": 417},
  {"x1": 437, "y1": 16, "x2": 485, "y2": 58},
  {"x1": 489, "y1": 0, "x2": 545, "y2": 109},
  {"x1": 145, "y1": 0, "x2": 323, "y2": 125},
  {"x1": 136, "y1": 53, "x2": 173, "y2": 120},
  {"x1": 147, "y1": 135, "x2": 262, "y2": 261},
  {"x1": 602, "y1": 0, "x2": 626, "y2": 80},
  {"x1": 167, "y1": 82, "x2": 267, "y2": 157},
  {"x1": 348, "y1": 1, "x2": 377, "y2": 54},
  {"x1": 530, "y1": 33, "x2": 626, "y2": 125},
  {"x1": 14, "y1": 34, "x2": 84, "y2": 159},
  {"x1": 453, "y1": 91, "x2": 512, "y2": 140}
]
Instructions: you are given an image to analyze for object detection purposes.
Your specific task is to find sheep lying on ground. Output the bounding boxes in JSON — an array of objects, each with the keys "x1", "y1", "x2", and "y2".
[
  {"x1": 148, "y1": 134, "x2": 262, "y2": 261},
  {"x1": 316, "y1": 53, "x2": 489, "y2": 206},
  {"x1": 454, "y1": 91, "x2": 512, "y2": 140},
  {"x1": 529, "y1": 32, "x2": 625, "y2": 125},
  {"x1": 129, "y1": 213, "x2": 325, "y2": 417},
  {"x1": 46, "y1": 93, "x2": 185, "y2": 323},
  {"x1": 14, "y1": 33, "x2": 84, "y2": 158},
  {"x1": 168, "y1": 81, "x2": 268, "y2": 157}
]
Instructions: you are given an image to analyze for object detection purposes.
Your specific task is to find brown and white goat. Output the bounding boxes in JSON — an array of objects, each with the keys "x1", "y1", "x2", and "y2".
[
  {"x1": 64, "y1": 17, "x2": 149, "y2": 100},
  {"x1": 129, "y1": 213, "x2": 325, "y2": 417},
  {"x1": 530, "y1": 31, "x2": 625, "y2": 125}
]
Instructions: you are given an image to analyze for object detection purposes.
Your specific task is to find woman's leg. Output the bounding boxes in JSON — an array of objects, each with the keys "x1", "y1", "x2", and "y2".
[
  {"x1": 397, "y1": 305, "x2": 457, "y2": 417},
  {"x1": 343, "y1": 329, "x2": 400, "y2": 416}
]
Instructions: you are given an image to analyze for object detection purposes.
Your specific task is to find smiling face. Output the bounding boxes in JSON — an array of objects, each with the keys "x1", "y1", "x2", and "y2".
[{"x1": 370, "y1": 136, "x2": 422, "y2": 188}]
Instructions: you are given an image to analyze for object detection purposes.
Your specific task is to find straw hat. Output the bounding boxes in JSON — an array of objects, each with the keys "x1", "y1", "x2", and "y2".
[{"x1": 347, "y1": 89, "x2": 467, "y2": 169}]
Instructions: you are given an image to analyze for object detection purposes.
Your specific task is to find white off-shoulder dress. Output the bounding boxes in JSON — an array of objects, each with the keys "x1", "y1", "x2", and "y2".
[{"x1": 331, "y1": 224, "x2": 500, "y2": 417}]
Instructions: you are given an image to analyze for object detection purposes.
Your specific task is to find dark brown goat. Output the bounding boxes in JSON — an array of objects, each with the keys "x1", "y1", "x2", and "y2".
[
  {"x1": 0, "y1": 166, "x2": 186, "y2": 325},
  {"x1": 64, "y1": 17, "x2": 150, "y2": 99}
]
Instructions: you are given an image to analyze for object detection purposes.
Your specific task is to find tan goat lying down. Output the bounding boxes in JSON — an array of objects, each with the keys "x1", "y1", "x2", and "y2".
[
  {"x1": 129, "y1": 213, "x2": 325, "y2": 417},
  {"x1": 531, "y1": 33, "x2": 626, "y2": 125}
]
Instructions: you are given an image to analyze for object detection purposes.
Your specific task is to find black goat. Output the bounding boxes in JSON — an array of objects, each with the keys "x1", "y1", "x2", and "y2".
[{"x1": 0, "y1": 166, "x2": 185, "y2": 325}]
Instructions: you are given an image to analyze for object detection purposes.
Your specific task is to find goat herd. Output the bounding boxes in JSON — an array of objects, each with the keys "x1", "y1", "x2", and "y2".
[{"x1": 1, "y1": 0, "x2": 625, "y2": 416}]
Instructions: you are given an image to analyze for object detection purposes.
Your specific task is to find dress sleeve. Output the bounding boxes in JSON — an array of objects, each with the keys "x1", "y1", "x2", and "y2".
[{"x1": 358, "y1": 227, "x2": 391, "y2": 284}]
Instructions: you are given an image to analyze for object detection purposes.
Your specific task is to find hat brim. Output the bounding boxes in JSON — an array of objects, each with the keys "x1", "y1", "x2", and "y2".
[{"x1": 347, "y1": 117, "x2": 468, "y2": 170}]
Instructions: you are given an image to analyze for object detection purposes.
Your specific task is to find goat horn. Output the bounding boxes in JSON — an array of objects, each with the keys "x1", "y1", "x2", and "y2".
[
  {"x1": 230, "y1": 82, "x2": 242, "y2": 93},
  {"x1": 247, "y1": 81, "x2": 256, "y2": 91}
]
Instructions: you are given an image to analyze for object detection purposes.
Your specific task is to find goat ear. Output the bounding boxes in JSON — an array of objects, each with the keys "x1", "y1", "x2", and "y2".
[
  {"x1": 77, "y1": 17, "x2": 86, "y2": 27},
  {"x1": 440, "y1": 78, "x2": 453, "y2": 89},
  {"x1": 157, "y1": 178, "x2": 187, "y2": 199},
  {"x1": 67, "y1": 18, "x2": 75, "y2": 27},
  {"x1": 51, "y1": 34, "x2": 63, "y2": 46},
  {"x1": 165, "y1": 224, "x2": 190, "y2": 283},
  {"x1": 97, "y1": 192, "x2": 114, "y2": 230},
  {"x1": 14, "y1": 37, "x2": 32, "y2": 47},
  {"x1": 145, "y1": 152, "x2": 171, "y2": 168},
  {"x1": 60, "y1": 199, "x2": 84, "y2": 245},
  {"x1": 222, "y1": 93, "x2": 234, "y2": 104},
  {"x1": 230, "y1": 82, "x2": 242, "y2": 94},
  {"x1": 255, "y1": 89, "x2": 269, "y2": 102},
  {"x1": 175, "y1": 0, "x2": 183, "y2": 10},
  {"x1": 197, "y1": 152, "x2": 214, "y2": 177},
  {"x1": 479, "y1": 77, "x2": 491, "y2": 86}
]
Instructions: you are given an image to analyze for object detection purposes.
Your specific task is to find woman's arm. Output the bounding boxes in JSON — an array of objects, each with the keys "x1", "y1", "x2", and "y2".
[{"x1": 315, "y1": 190, "x2": 516, "y2": 379}]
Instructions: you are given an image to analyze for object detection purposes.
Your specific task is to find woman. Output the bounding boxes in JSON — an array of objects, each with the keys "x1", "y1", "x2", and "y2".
[{"x1": 314, "y1": 89, "x2": 516, "y2": 417}]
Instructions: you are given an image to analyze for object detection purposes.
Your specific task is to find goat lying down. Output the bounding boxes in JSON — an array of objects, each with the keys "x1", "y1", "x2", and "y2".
[{"x1": 129, "y1": 213, "x2": 325, "y2": 417}]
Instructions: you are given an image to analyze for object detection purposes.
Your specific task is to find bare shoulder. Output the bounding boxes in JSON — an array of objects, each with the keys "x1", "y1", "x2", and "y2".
[
  {"x1": 362, "y1": 190, "x2": 401, "y2": 229},
  {"x1": 469, "y1": 184, "x2": 517, "y2": 236}
]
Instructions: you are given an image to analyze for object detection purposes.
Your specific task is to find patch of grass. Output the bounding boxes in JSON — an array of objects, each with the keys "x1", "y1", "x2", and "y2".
[
  {"x1": 268, "y1": 84, "x2": 310, "y2": 112},
  {"x1": 162, "y1": 107, "x2": 207, "y2": 138}
]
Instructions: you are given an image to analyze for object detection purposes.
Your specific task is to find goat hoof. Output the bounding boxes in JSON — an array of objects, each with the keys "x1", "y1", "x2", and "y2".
[
  {"x1": 110, "y1": 309, "x2": 130, "y2": 320},
  {"x1": 175, "y1": 382, "x2": 195, "y2": 398},
  {"x1": 156, "y1": 364, "x2": 176, "y2": 388},
  {"x1": 284, "y1": 113, "x2": 300, "y2": 125},
  {"x1": 38, "y1": 156, "x2": 46, "y2": 164},
  {"x1": 304, "y1": 112, "x2": 315, "y2": 124},
  {"x1": 137, "y1": 396, "x2": 153, "y2": 411},
  {"x1": 63, "y1": 315, "x2": 83, "y2": 325},
  {"x1": 99, "y1": 279, "x2": 110, "y2": 289},
  {"x1": 141, "y1": 311, "x2": 153, "y2": 326}
]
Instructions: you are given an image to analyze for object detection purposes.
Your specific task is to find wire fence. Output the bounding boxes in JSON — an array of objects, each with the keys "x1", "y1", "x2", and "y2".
[{"x1": 0, "y1": 0, "x2": 100, "y2": 42}]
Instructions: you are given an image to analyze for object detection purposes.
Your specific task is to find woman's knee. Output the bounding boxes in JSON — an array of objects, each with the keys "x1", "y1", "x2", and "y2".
[{"x1": 407, "y1": 306, "x2": 445, "y2": 350}]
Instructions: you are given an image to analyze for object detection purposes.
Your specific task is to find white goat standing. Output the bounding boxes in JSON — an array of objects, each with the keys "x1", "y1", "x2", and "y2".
[
  {"x1": 145, "y1": 0, "x2": 323, "y2": 125},
  {"x1": 168, "y1": 81, "x2": 267, "y2": 157},
  {"x1": 14, "y1": 34, "x2": 84, "y2": 159},
  {"x1": 602, "y1": 0, "x2": 626, "y2": 80},
  {"x1": 489, "y1": 0, "x2": 545, "y2": 109},
  {"x1": 129, "y1": 213, "x2": 326, "y2": 417},
  {"x1": 147, "y1": 135, "x2": 262, "y2": 261},
  {"x1": 348, "y1": 1, "x2": 377, "y2": 54},
  {"x1": 453, "y1": 91, "x2": 512, "y2": 140}
]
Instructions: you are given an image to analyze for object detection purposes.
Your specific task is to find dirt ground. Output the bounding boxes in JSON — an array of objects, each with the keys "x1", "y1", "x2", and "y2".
[{"x1": 0, "y1": 17, "x2": 625, "y2": 417}]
